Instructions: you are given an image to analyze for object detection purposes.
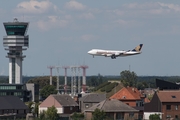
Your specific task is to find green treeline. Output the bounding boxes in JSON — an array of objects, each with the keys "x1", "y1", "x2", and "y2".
[
  {"x1": 0, "y1": 75, "x2": 180, "y2": 90},
  {"x1": 100, "y1": 82, "x2": 118, "y2": 93}
]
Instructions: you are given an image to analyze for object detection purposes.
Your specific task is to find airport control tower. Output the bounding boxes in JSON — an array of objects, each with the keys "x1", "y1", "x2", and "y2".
[{"x1": 3, "y1": 18, "x2": 29, "y2": 84}]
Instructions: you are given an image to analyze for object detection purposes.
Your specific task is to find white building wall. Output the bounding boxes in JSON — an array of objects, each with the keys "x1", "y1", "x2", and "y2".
[
  {"x1": 39, "y1": 107, "x2": 47, "y2": 115},
  {"x1": 39, "y1": 107, "x2": 63, "y2": 114},
  {"x1": 144, "y1": 112, "x2": 163, "y2": 120},
  {"x1": 15, "y1": 57, "x2": 22, "y2": 84},
  {"x1": 9, "y1": 59, "x2": 12, "y2": 84},
  {"x1": 56, "y1": 107, "x2": 63, "y2": 114},
  {"x1": 26, "y1": 83, "x2": 34, "y2": 101}
]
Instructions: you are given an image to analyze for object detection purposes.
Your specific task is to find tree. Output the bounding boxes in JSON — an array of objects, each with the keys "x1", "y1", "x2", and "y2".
[
  {"x1": 40, "y1": 85, "x2": 57, "y2": 100},
  {"x1": 39, "y1": 110, "x2": 46, "y2": 120},
  {"x1": 120, "y1": 70, "x2": 137, "y2": 87},
  {"x1": 71, "y1": 112, "x2": 84, "y2": 120},
  {"x1": 46, "y1": 106, "x2": 59, "y2": 120},
  {"x1": 27, "y1": 76, "x2": 57, "y2": 89},
  {"x1": 149, "y1": 114, "x2": 161, "y2": 120},
  {"x1": 33, "y1": 102, "x2": 40, "y2": 117},
  {"x1": 27, "y1": 101, "x2": 34, "y2": 113},
  {"x1": 136, "y1": 81, "x2": 149, "y2": 90},
  {"x1": 92, "y1": 108, "x2": 106, "y2": 120}
]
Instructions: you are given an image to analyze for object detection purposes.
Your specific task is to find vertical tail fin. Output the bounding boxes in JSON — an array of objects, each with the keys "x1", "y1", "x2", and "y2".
[{"x1": 132, "y1": 44, "x2": 143, "y2": 52}]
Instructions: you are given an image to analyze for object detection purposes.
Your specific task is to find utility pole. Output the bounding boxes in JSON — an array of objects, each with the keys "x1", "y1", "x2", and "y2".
[
  {"x1": 80, "y1": 65, "x2": 88, "y2": 92},
  {"x1": 62, "y1": 66, "x2": 69, "y2": 94},
  {"x1": 47, "y1": 66, "x2": 55, "y2": 85},
  {"x1": 56, "y1": 66, "x2": 61, "y2": 92}
]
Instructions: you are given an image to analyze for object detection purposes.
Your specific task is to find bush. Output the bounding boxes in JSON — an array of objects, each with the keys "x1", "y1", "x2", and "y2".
[
  {"x1": 94, "y1": 82, "x2": 110, "y2": 91},
  {"x1": 100, "y1": 82, "x2": 118, "y2": 92},
  {"x1": 149, "y1": 114, "x2": 161, "y2": 120}
]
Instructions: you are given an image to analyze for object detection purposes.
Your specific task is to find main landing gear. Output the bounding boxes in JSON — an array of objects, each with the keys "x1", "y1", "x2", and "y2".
[{"x1": 111, "y1": 55, "x2": 116, "y2": 59}]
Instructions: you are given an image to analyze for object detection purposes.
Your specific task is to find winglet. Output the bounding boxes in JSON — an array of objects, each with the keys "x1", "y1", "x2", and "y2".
[{"x1": 132, "y1": 44, "x2": 143, "y2": 52}]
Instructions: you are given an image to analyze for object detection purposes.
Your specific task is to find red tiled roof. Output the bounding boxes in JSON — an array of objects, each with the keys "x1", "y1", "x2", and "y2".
[
  {"x1": 110, "y1": 87, "x2": 141, "y2": 100},
  {"x1": 157, "y1": 90, "x2": 180, "y2": 102},
  {"x1": 144, "y1": 97, "x2": 150, "y2": 103}
]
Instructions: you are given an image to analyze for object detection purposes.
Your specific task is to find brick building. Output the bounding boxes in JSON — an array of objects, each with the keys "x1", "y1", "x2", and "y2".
[
  {"x1": 144, "y1": 90, "x2": 180, "y2": 120},
  {"x1": 39, "y1": 94, "x2": 79, "y2": 118},
  {"x1": 110, "y1": 87, "x2": 150, "y2": 119}
]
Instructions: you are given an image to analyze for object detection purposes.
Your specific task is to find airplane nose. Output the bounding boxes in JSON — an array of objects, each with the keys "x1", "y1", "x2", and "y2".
[
  {"x1": 88, "y1": 50, "x2": 94, "y2": 54},
  {"x1": 88, "y1": 51, "x2": 91, "y2": 54}
]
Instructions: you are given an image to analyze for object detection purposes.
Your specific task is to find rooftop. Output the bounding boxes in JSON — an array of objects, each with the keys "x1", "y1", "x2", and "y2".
[{"x1": 85, "y1": 99, "x2": 139, "y2": 112}]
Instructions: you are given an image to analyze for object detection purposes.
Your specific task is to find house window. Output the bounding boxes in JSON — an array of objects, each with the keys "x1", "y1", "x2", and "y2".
[
  {"x1": 175, "y1": 115, "x2": 178, "y2": 119},
  {"x1": 116, "y1": 113, "x2": 124, "y2": 119},
  {"x1": 166, "y1": 115, "x2": 171, "y2": 118},
  {"x1": 136, "y1": 100, "x2": 143, "y2": 107},
  {"x1": 106, "y1": 113, "x2": 114, "y2": 119},
  {"x1": 166, "y1": 105, "x2": 171, "y2": 110},
  {"x1": 129, "y1": 112, "x2": 134, "y2": 118},
  {"x1": 70, "y1": 107, "x2": 72, "y2": 110},
  {"x1": 172, "y1": 95, "x2": 176, "y2": 98},
  {"x1": 140, "y1": 101, "x2": 144, "y2": 106},
  {"x1": 85, "y1": 104, "x2": 89, "y2": 108},
  {"x1": 175, "y1": 105, "x2": 178, "y2": 110}
]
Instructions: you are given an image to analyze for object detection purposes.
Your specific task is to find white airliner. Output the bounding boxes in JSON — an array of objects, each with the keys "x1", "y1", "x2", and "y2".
[{"x1": 88, "y1": 44, "x2": 143, "y2": 59}]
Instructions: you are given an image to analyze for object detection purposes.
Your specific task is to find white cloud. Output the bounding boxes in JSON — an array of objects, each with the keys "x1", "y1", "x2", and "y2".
[
  {"x1": 149, "y1": 8, "x2": 164, "y2": 14},
  {"x1": 15, "y1": 0, "x2": 58, "y2": 14},
  {"x1": 122, "y1": 2, "x2": 180, "y2": 15},
  {"x1": 113, "y1": 19, "x2": 139, "y2": 29},
  {"x1": 79, "y1": 12, "x2": 95, "y2": 20},
  {"x1": 115, "y1": 19, "x2": 129, "y2": 25},
  {"x1": 111, "y1": 9, "x2": 124, "y2": 16},
  {"x1": 65, "y1": 1, "x2": 86, "y2": 10},
  {"x1": 158, "y1": 2, "x2": 180, "y2": 12},
  {"x1": 37, "y1": 16, "x2": 69, "y2": 31}
]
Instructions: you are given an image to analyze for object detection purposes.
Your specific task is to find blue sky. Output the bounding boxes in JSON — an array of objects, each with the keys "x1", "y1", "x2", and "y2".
[{"x1": 0, "y1": 0, "x2": 180, "y2": 76}]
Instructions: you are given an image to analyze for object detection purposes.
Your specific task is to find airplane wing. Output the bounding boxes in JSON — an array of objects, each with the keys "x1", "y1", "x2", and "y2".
[
  {"x1": 106, "y1": 52, "x2": 124, "y2": 59},
  {"x1": 96, "y1": 50, "x2": 125, "y2": 59}
]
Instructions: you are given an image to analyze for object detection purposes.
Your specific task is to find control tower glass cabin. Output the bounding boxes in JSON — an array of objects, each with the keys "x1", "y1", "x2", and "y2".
[{"x1": 3, "y1": 18, "x2": 29, "y2": 84}]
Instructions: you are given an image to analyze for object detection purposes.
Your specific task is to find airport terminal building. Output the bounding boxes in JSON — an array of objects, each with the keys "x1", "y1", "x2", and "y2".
[{"x1": 0, "y1": 83, "x2": 39, "y2": 102}]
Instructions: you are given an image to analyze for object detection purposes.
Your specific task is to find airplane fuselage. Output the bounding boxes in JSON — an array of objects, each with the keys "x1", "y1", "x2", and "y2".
[
  {"x1": 87, "y1": 44, "x2": 143, "y2": 59},
  {"x1": 88, "y1": 49, "x2": 140, "y2": 57}
]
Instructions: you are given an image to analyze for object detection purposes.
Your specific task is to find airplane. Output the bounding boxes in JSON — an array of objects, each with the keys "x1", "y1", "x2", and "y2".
[{"x1": 87, "y1": 44, "x2": 143, "y2": 59}]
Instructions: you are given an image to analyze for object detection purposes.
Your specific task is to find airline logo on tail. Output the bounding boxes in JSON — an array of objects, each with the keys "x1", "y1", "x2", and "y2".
[
  {"x1": 132, "y1": 44, "x2": 143, "y2": 52},
  {"x1": 88, "y1": 44, "x2": 143, "y2": 59}
]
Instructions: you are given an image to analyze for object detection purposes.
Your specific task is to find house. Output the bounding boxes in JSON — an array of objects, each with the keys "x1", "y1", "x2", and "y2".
[
  {"x1": 110, "y1": 87, "x2": 149, "y2": 106},
  {"x1": 39, "y1": 94, "x2": 79, "y2": 117},
  {"x1": 79, "y1": 93, "x2": 106, "y2": 112},
  {"x1": 110, "y1": 87, "x2": 150, "y2": 119},
  {"x1": 144, "y1": 90, "x2": 180, "y2": 120},
  {"x1": 0, "y1": 96, "x2": 29, "y2": 119},
  {"x1": 84, "y1": 99, "x2": 139, "y2": 120}
]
